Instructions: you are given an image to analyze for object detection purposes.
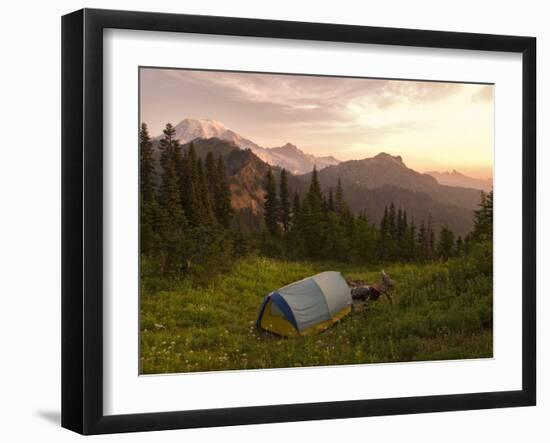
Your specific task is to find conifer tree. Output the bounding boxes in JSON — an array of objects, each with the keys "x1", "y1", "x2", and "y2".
[
  {"x1": 157, "y1": 123, "x2": 187, "y2": 272},
  {"x1": 407, "y1": 220, "x2": 416, "y2": 261},
  {"x1": 214, "y1": 155, "x2": 233, "y2": 228},
  {"x1": 472, "y1": 190, "x2": 493, "y2": 242},
  {"x1": 204, "y1": 151, "x2": 217, "y2": 203},
  {"x1": 139, "y1": 123, "x2": 156, "y2": 255},
  {"x1": 377, "y1": 206, "x2": 390, "y2": 261},
  {"x1": 307, "y1": 166, "x2": 323, "y2": 208},
  {"x1": 335, "y1": 178, "x2": 348, "y2": 215},
  {"x1": 279, "y1": 169, "x2": 291, "y2": 232},
  {"x1": 288, "y1": 192, "x2": 307, "y2": 258},
  {"x1": 417, "y1": 219, "x2": 429, "y2": 261},
  {"x1": 263, "y1": 168, "x2": 279, "y2": 236},
  {"x1": 397, "y1": 208, "x2": 403, "y2": 241},
  {"x1": 180, "y1": 142, "x2": 198, "y2": 218},
  {"x1": 304, "y1": 166, "x2": 325, "y2": 257},
  {"x1": 292, "y1": 192, "x2": 301, "y2": 226},
  {"x1": 456, "y1": 235, "x2": 463, "y2": 256},
  {"x1": 437, "y1": 225, "x2": 455, "y2": 260},
  {"x1": 159, "y1": 123, "x2": 183, "y2": 216},
  {"x1": 327, "y1": 188, "x2": 335, "y2": 212},
  {"x1": 139, "y1": 123, "x2": 155, "y2": 203},
  {"x1": 427, "y1": 214, "x2": 435, "y2": 258},
  {"x1": 381, "y1": 206, "x2": 389, "y2": 231},
  {"x1": 196, "y1": 158, "x2": 215, "y2": 224},
  {"x1": 388, "y1": 202, "x2": 397, "y2": 239}
]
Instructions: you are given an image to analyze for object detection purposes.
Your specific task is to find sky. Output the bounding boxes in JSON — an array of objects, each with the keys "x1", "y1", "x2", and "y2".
[{"x1": 140, "y1": 68, "x2": 494, "y2": 179}]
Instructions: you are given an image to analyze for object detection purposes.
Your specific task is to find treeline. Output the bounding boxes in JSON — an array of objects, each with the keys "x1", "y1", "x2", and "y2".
[
  {"x1": 261, "y1": 166, "x2": 493, "y2": 264},
  {"x1": 140, "y1": 123, "x2": 234, "y2": 276},
  {"x1": 140, "y1": 120, "x2": 493, "y2": 276}
]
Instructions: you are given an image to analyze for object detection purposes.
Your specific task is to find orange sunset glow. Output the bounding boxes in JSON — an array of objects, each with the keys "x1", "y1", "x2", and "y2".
[{"x1": 140, "y1": 68, "x2": 494, "y2": 179}]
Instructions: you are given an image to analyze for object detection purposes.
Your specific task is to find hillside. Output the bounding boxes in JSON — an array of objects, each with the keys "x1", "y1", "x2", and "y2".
[
  {"x1": 427, "y1": 170, "x2": 493, "y2": 192},
  {"x1": 341, "y1": 184, "x2": 476, "y2": 236},
  {"x1": 309, "y1": 153, "x2": 482, "y2": 211},
  {"x1": 151, "y1": 138, "x2": 479, "y2": 236},
  {"x1": 140, "y1": 254, "x2": 493, "y2": 373}
]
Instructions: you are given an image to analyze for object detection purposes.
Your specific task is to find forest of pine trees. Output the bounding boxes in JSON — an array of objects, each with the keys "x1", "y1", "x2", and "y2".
[
  {"x1": 140, "y1": 123, "x2": 234, "y2": 275},
  {"x1": 140, "y1": 122, "x2": 493, "y2": 276},
  {"x1": 260, "y1": 165, "x2": 493, "y2": 265}
]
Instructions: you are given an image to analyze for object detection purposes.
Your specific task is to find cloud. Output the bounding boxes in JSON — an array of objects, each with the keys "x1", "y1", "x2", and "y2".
[
  {"x1": 159, "y1": 69, "x2": 462, "y2": 115},
  {"x1": 140, "y1": 68, "x2": 492, "y2": 174}
]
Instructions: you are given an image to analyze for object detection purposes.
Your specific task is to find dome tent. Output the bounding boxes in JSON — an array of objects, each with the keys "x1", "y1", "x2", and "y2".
[{"x1": 256, "y1": 271, "x2": 352, "y2": 337}]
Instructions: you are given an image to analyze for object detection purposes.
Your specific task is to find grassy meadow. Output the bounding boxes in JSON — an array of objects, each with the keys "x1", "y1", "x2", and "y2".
[{"x1": 140, "y1": 245, "x2": 493, "y2": 374}]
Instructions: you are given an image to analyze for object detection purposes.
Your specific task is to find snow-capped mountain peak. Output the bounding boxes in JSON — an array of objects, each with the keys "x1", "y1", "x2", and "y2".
[
  {"x1": 170, "y1": 118, "x2": 259, "y2": 152},
  {"x1": 159, "y1": 118, "x2": 340, "y2": 175}
]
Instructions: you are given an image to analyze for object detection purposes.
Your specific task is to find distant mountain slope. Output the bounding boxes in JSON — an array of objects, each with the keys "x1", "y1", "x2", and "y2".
[
  {"x1": 177, "y1": 138, "x2": 272, "y2": 232},
  {"x1": 341, "y1": 183, "x2": 475, "y2": 237},
  {"x1": 157, "y1": 118, "x2": 340, "y2": 174},
  {"x1": 266, "y1": 143, "x2": 339, "y2": 175},
  {"x1": 151, "y1": 138, "x2": 478, "y2": 236},
  {"x1": 426, "y1": 170, "x2": 493, "y2": 192},
  {"x1": 309, "y1": 152, "x2": 482, "y2": 211}
]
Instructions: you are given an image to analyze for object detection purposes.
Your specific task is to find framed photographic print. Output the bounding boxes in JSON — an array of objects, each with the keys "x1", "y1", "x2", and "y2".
[{"x1": 62, "y1": 8, "x2": 536, "y2": 435}]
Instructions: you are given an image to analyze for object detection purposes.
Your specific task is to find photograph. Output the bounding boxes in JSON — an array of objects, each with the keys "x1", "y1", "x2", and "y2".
[{"x1": 138, "y1": 67, "x2": 494, "y2": 375}]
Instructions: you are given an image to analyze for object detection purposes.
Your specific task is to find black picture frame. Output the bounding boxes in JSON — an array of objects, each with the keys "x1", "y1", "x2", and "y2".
[{"x1": 62, "y1": 8, "x2": 536, "y2": 435}]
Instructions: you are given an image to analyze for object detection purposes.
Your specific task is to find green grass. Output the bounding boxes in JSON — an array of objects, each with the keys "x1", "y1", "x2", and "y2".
[{"x1": 140, "y1": 254, "x2": 493, "y2": 374}]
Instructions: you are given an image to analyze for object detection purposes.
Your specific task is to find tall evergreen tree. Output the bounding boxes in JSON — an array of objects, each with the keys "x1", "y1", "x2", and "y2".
[
  {"x1": 396, "y1": 208, "x2": 404, "y2": 242},
  {"x1": 139, "y1": 123, "x2": 157, "y2": 255},
  {"x1": 335, "y1": 178, "x2": 348, "y2": 215},
  {"x1": 472, "y1": 190, "x2": 493, "y2": 242},
  {"x1": 196, "y1": 158, "x2": 215, "y2": 224},
  {"x1": 158, "y1": 123, "x2": 182, "y2": 215},
  {"x1": 214, "y1": 155, "x2": 233, "y2": 228},
  {"x1": 279, "y1": 169, "x2": 291, "y2": 232},
  {"x1": 406, "y1": 220, "x2": 416, "y2": 261},
  {"x1": 327, "y1": 188, "x2": 335, "y2": 212},
  {"x1": 303, "y1": 166, "x2": 326, "y2": 257},
  {"x1": 263, "y1": 168, "x2": 279, "y2": 236},
  {"x1": 180, "y1": 142, "x2": 204, "y2": 226},
  {"x1": 427, "y1": 214, "x2": 435, "y2": 258},
  {"x1": 292, "y1": 191, "x2": 301, "y2": 224},
  {"x1": 307, "y1": 166, "x2": 323, "y2": 208},
  {"x1": 377, "y1": 206, "x2": 390, "y2": 261},
  {"x1": 417, "y1": 219, "x2": 428, "y2": 261},
  {"x1": 381, "y1": 206, "x2": 389, "y2": 231},
  {"x1": 180, "y1": 142, "x2": 198, "y2": 218},
  {"x1": 437, "y1": 225, "x2": 455, "y2": 260},
  {"x1": 139, "y1": 123, "x2": 155, "y2": 203},
  {"x1": 157, "y1": 123, "x2": 188, "y2": 272},
  {"x1": 456, "y1": 235, "x2": 463, "y2": 256},
  {"x1": 388, "y1": 202, "x2": 397, "y2": 239},
  {"x1": 204, "y1": 151, "x2": 217, "y2": 203}
]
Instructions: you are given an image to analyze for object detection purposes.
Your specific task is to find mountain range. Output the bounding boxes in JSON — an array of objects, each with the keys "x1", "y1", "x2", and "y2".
[
  {"x1": 164, "y1": 118, "x2": 340, "y2": 174},
  {"x1": 150, "y1": 118, "x2": 486, "y2": 236},
  {"x1": 426, "y1": 170, "x2": 493, "y2": 192},
  {"x1": 165, "y1": 137, "x2": 482, "y2": 237},
  {"x1": 307, "y1": 153, "x2": 483, "y2": 211}
]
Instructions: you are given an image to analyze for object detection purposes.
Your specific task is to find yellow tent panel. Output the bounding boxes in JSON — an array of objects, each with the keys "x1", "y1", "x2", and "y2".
[{"x1": 257, "y1": 271, "x2": 353, "y2": 337}]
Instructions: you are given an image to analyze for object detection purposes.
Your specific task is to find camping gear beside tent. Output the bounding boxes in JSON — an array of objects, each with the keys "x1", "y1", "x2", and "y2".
[{"x1": 256, "y1": 271, "x2": 352, "y2": 337}]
